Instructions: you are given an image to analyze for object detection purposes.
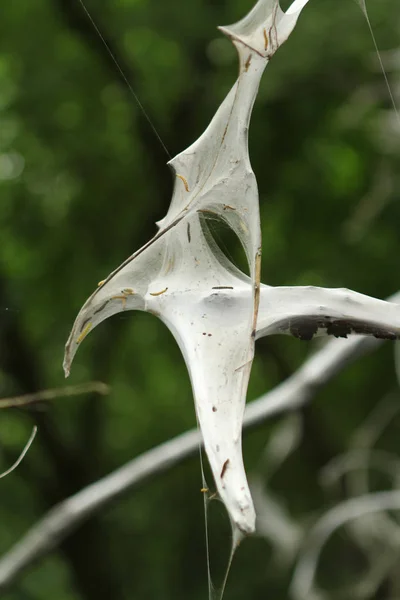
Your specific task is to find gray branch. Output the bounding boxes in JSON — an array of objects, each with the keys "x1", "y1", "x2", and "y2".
[{"x1": 0, "y1": 293, "x2": 398, "y2": 592}]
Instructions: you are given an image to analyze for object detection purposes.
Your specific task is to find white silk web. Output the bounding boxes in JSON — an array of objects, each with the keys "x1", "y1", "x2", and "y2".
[
  {"x1": 64, "y1": 0, "x2": 400, "y2": 537},
  {"x1": 64, "y1": 0, "x2": 400, "y2": 595}
]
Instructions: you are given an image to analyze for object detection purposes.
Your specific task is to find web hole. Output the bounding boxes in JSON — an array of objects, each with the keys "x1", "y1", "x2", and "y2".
[{"x1": 199, "y1": 213, "x2": 250, "y2": 278}]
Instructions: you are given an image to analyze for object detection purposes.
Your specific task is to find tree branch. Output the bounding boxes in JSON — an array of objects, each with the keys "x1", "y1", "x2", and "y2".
[{"x1": 0, "y1": 291, "x2": 399, "y2": 591}]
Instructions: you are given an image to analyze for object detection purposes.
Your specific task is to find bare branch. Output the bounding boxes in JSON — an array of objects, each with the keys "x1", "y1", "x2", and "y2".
[{"x1": 0, "y1": 292, "x2": 398, "y2": 591}]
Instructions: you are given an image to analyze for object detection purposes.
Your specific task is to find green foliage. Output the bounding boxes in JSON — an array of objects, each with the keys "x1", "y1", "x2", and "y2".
[{"x1": 0, "y1": 0, "x2": 399, "y2": 598}]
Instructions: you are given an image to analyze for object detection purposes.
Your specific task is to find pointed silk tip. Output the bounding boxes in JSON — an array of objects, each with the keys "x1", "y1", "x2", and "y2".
[
  {"x1": 63, "y1": 356, "x2": 71, "y2": 378},
  {"x1": 217, "y1": 26, "x2": 236, "y2": 43},
  {"x1": 232, "y1": 525, "x2": 246, "y2": 548},
  {"x1": 228, "y1": 495, "x2": 256, "y2": 535},
  {"x1": 236, "y1": 513, "x2": 256, "y2": 536}
]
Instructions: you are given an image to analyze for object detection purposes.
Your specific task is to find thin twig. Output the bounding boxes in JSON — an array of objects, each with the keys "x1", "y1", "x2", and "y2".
[
  {"x1": 0, "y1": 427, "x2": 37, "y2": 480},
  {"x1": 290, "y1": 490, "x2": 400, "y2": 600},
  {"x1": 0, "y1": 382, "x2": 110, "y2": 409}
]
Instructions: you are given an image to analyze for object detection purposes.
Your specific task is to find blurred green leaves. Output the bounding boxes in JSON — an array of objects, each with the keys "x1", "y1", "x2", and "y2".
[{"x1": 0, "y1": 0, "x2": 399, "y2": 598}]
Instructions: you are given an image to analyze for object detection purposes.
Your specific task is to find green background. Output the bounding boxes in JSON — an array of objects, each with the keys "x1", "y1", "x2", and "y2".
[{"x1": 0, "y1": 0, "x2": 399, "y2": 598}]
